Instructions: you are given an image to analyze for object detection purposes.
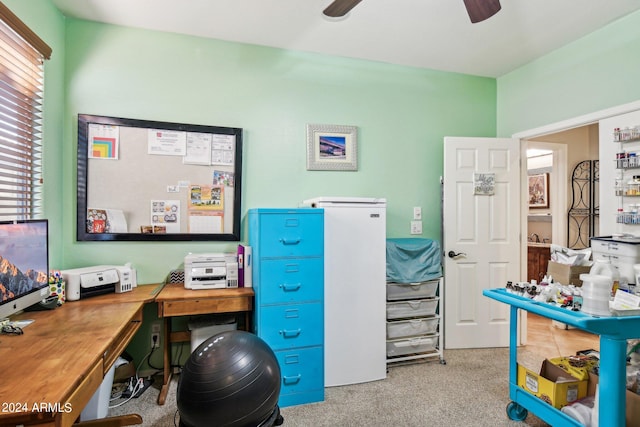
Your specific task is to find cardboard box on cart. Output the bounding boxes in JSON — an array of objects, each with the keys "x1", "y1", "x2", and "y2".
[
  {"x1": 547, "y1": 261, "x2": 591, "y2": 286},
  {"x1": 588, "y1": 373, "x2": 640, "y2": 427},
  {"x1": 517, "y1": 360, "x2": 588, "y2": 409}
]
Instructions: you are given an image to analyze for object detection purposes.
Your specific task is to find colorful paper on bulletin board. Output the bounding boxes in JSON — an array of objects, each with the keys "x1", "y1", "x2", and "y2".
[
  {"x1": 213, "y1": 170, "x2": 235, "y2": 187},
  {"x1": 86, "y1": 208, "x2": 128, "y2": 233},
  {"x1": 189, "y1": 185, "x2": 224, "y2": 210},
  {"x1": 88, "y1": 123, "x2": 119, "y2": 159}
]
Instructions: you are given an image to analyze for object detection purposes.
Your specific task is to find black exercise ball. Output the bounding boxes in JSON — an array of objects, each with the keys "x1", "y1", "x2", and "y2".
[{"x1": 177, "y1": 330, "x2": 282, "y2": 427}]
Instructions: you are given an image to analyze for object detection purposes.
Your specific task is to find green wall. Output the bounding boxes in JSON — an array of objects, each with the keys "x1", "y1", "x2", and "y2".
[
  {"x1": 61, "y1": 19, "x2": 496, "y2": 284},
  {"x1": 497, "y1": 10, "x2": 640, "y2": 136}
]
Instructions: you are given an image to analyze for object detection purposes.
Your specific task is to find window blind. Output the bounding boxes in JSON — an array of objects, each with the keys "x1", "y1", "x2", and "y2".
[{"x1": 0, "y1": 2, "x2": 51, "y2": 220}]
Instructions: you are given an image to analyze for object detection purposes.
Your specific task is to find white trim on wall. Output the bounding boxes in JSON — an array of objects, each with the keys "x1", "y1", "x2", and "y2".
[{"x1": 513, "y1": 100, "x2": 640, "y2": 140}]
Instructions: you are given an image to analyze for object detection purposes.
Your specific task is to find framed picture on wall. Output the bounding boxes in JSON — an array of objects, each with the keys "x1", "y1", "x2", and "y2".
[
  {"x1": 306, "y1": 124, "x2": 358, "y2": 171},
  {"x1": 528, "y1": 173, "x2": 549, "y2": 208}
]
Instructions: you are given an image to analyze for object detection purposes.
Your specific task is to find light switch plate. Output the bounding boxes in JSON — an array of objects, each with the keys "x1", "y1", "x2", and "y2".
[{"x1": 413, "y1": 207, "x2": 422, "y2": 220}]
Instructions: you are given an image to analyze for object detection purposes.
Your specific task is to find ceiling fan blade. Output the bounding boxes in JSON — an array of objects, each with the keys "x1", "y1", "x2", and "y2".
[
  {"x1": 323, "y1": 0, "x2": 363, "y2": 18},
  {"x1": 463, "y1": 0, "x2": 501, "y2": 23}
]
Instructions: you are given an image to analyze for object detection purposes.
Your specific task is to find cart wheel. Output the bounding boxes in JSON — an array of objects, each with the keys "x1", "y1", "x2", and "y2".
[
  {"x1": 506, "y1": 401, "x2": 528, "y2": 421},
  {"x1": 439, "y1": 358, "x2": 447, "y2": 365}
]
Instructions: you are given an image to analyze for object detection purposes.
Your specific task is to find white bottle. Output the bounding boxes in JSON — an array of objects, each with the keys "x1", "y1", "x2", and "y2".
[{"x1": 590, "y1": 259, "x2": 620, "y2": 296}]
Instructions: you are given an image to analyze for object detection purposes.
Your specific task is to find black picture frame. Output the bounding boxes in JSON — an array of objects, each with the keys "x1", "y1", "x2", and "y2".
[{"x1": 76, "y1": 114, "x2": 243, "y2": 241}]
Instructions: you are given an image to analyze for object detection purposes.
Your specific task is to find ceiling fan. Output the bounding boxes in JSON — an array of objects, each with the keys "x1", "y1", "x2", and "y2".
[{"x1": 322, "y1": 0, "x2": 502, "y2": 23}]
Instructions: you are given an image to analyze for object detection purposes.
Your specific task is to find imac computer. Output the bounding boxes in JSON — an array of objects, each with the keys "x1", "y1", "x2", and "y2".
[{"x1": 0, "y1": 219, "x2": 50, "y2": 319}]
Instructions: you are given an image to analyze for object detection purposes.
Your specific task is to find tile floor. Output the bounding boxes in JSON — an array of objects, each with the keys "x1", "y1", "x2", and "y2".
[{"x1": 525, "y1": 312, "x2": 599, "y2": 358}]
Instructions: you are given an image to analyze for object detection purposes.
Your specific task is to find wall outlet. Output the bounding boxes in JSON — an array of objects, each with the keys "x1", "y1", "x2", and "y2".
[
  {"x1": 410, "y1": 220, "x2": 422, "y2": 235},
  {"x1": 151, "y1": 322, "x2": 161, "y2": 349}
]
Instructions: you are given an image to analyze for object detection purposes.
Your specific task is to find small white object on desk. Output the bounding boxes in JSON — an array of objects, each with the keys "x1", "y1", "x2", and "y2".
[{"x1": 610, "y1": 290, "x2": 640, "y2": 316}]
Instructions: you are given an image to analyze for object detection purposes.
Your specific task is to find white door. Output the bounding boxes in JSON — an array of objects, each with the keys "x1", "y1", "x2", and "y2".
[{"x1": 443, "y1": 137, "x2": 520, "y2": 349}]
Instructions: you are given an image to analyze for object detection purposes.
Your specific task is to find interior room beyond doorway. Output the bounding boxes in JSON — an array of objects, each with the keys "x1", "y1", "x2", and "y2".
[{"x1": 525, "y1": 124, "x2": 600, "y2": 284}]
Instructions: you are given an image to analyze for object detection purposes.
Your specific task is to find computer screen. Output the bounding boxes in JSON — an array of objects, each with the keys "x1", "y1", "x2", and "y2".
[{"x1": 0, "y1": 219, "x2": 50, "y2": 319}]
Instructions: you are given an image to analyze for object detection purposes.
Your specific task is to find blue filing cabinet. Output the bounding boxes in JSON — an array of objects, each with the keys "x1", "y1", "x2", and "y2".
[{"x1": 248, "y1": 208, "x2": 324, "y2": 407}]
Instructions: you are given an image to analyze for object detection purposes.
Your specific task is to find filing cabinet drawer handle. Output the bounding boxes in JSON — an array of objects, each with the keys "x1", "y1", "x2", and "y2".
[
  {"x1": 281, "y1": 283, "x2": 301, "y2": 292},
  {"x1": 280, "y1": 237, "x2": 301, "y2": 245},
  {"x1": 283, "y1": 374, "x2": 301, "y2": 385},
  {"x1": 281, "y1": 329, "x2": 302, "y2": 338}
]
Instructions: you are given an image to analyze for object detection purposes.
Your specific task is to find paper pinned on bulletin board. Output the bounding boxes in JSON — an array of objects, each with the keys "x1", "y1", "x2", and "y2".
[
  {"x1": 187, "y1": 183, "x2": 225, "y2": 233},
  {"x1": 183, "y1": 132, "x2": 213, "y2": 165},
  {"x1": 88, "y1": 123, "x2": 119, "y2": 160},
  {"x1": 150, "y1": 200, "x2": 181, "y2": 233},
  {"x1": 147, "y1": 129, "x2": 187, "y2": 156},
  {"x1": 188, "y1": 210, "x2": 223, "y2": 233},
  {"x1": 86, "y1": 208, "x2": 127, "y2": 233},
  {"x1": 211, "y1": 134, "x2": 235, "y2": 166},
  {"x1": 213, "y1": 170, "x2": 235, "y2": 187},
  {"x1": 188, "y1": 185, "x2": 224, "y2": 210}
]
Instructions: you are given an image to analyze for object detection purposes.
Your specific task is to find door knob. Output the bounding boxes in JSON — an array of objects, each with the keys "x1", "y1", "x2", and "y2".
[{"x1": 448, "y1": 250, "x2": 466, "y2": 259}]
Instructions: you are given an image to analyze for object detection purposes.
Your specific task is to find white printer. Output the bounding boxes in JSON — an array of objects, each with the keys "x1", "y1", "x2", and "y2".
[
  {"x1": 184, "y1": 253, "x2": 238, "y2": 290},
  {"x1": 61, "y1": 264, "x2": 136, "y2": 301}
]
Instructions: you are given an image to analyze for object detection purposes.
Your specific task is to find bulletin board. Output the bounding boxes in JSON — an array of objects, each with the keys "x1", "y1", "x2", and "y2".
[{"x1": 76, "y1": 114, "x2": 243, "y2": 241}]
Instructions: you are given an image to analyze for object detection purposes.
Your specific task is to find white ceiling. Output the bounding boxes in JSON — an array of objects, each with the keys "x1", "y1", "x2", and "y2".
[{"x1": 51, "y1": 0, "x2": 640, "y2": 78}]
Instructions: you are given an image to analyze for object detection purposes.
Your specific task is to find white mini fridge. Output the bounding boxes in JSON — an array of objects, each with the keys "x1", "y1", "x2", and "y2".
[{"x1": 302, "y1": 196, "x2": 387, "y2": 386}]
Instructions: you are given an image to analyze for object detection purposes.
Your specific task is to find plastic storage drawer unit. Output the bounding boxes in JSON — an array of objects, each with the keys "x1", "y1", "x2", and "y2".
[
  {"x1": 386, "y1": 298, "x2": 439, "y2": 320},
  {"x1": 386, "y1": 317, "x2": 439, "y2": 339},
  {"x1": 386, "y1": 336, "x2": 439, "y2": 357},
  {"x1": 386, "y1": 280, "x2": 438, "y2": 301}
]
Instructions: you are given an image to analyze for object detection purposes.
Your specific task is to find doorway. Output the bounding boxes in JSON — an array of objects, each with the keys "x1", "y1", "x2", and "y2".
[
  {"x1": 521, "y1": 124, "x2": 600, "y2": 284},
  {"x1": 515, "y1": 100, "x2": 640, "y2": 276}
]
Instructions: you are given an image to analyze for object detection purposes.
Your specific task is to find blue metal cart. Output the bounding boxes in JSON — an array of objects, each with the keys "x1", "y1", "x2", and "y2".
[{"x1": 484, "y1": 288, "x2": 640, "y2": 427}]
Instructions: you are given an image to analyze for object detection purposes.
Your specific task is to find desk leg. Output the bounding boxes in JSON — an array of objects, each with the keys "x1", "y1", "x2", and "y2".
[
  {"x1": 157, "y1": 316, "x2": 172, "y2": 405},
  {"x1": 598, "y1": 335, "x2": 627, "y2": 427}
]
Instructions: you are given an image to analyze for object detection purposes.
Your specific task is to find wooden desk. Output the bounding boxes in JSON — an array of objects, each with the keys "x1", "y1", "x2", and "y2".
[
  {"x1": 0, "y1": 284, "x2": 161, "y2": 427},
  {"x1": 155, "y1": 284, "x2": 254, "y2": 405}
]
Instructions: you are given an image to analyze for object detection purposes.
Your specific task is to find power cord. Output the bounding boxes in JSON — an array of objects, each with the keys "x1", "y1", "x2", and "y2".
[
  {"x1": 145, "y1": 339, "x2": 162, "y2": 371},
  {"x1": 109, "y1": 377, "x2": 145, "y2": 408},
  {"x1": 109, "y1": 349, "x2": 159, "y2": 409}
]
